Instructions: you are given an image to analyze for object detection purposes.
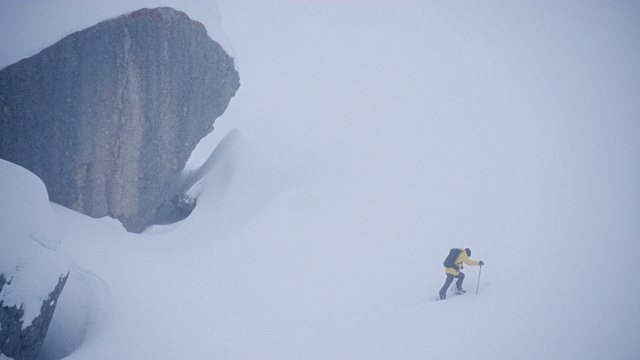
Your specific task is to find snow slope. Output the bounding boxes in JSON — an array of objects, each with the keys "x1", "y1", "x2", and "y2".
[{"x1": 2, "y1": 1, "x2": 640, "y2": 359}]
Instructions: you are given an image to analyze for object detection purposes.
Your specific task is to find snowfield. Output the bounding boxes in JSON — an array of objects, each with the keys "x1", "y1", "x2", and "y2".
[{"x1": 2, "y1": 1, "x2": 640, "y2": 359}]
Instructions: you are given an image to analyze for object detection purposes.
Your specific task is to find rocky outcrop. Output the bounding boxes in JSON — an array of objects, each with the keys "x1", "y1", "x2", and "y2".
[
  {"x1": 37, "y1": 268, "x2": 108, "y2": 360},
  {"x1": 0, "y1": 160, "x2": 82, "y2": 360},
  {"x1": 0, "y1": 7, "x2": 240, "y2": 232},
  {"x1": 0, "y1": 273, "x2": 69, "y2": 360}
]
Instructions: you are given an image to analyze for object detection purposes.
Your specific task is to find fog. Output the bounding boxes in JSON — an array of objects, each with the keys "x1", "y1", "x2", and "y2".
[
  {"x1": 202, "y1": 2, "x2": 640, "y2": 355},
  {"x1": 211, "y1": 0, "x2": 640, "y2": 256},
  {"x1": 1, "y1": 1, "x2": 639, "y2": 358}
]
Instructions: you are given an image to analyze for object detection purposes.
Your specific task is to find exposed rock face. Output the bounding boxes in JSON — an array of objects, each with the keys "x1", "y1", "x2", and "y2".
[
  {"x1": 0, "y1": 7, "x2": 240, "y2": 232},
  {"x1": 0, "y1": 273, "x2": 69, "y2": 360}
]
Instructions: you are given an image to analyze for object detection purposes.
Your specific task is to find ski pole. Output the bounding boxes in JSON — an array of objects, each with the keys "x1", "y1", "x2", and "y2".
[
  {"x1": 476, "y1": 264, "x2": 483, "y2": 295},
  {"x1": 450, "y1": 278, "x2": 457, "y2": 292}
]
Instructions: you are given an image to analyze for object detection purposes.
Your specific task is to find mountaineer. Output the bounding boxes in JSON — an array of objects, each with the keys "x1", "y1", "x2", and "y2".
[{"x1": 439, "y1": 248, "x2": 484, "y2": 300}]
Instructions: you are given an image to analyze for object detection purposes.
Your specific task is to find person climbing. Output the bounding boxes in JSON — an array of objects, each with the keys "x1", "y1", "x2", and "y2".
[{"x1": 439, "y1": 248, "x2": 484, "y2": 300}]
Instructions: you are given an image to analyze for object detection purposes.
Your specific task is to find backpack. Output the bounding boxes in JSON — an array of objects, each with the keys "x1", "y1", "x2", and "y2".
[{"x1": 443, "y1": 248, "x2": 462, "y2": 270}]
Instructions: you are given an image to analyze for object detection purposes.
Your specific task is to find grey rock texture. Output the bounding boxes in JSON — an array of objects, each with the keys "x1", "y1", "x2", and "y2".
[
  {"x1": 0, "y1": 7, "x2": 240, "y2": 232},
  {"x1": 0, "y1": 273, "x2": 69, "y2": 360}
]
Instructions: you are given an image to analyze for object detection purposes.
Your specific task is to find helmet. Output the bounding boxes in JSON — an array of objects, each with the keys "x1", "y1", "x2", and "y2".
[{"x1": 465, "y1": 248, "x2": 471, "y2": 257}]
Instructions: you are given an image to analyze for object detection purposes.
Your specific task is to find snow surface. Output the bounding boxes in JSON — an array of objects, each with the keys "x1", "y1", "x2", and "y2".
[{"x1": 2, "y1": 1, "x2": 640, "y2": 359}]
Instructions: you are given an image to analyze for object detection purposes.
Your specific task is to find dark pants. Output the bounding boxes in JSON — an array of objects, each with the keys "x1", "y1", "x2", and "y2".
[{"x1": 439, "y1": 272, "x2": 465, "y2": 299}]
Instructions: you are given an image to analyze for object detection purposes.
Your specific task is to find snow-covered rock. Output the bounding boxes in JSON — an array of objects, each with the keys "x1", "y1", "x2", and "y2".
[
  {"x1": 0, "y1": 160, "x2": 71, "y2": 360},
  {"x1": 0, "y1": 7, "x2": 240, "y2": 233},
  {"x1": 0, "y1": 274, "x2": 68, "y2": 360}
]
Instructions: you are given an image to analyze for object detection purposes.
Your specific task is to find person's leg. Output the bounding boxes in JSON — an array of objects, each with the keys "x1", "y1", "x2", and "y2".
[
  {"x1": 456, "y1": 272, "x2": 466, "y2": 291},
  {"x1": 439, "y1": 274, "x2": 454, "y2": 299}
]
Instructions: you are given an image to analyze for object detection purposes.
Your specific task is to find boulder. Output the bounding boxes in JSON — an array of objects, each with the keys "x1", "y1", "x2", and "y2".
[{"x1": 0, "y1": 7, "x2": 240, "y2": 233}]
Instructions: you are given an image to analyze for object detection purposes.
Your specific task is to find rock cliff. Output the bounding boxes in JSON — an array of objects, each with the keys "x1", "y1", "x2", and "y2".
[{"x1": 0, "y1": 7, "x2": 240, "y2": 232}]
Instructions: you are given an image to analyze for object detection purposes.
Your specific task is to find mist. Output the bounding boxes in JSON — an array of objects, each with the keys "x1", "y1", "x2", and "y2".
[
  {"x1": 1, "y1": 1, "x2": 639, "y2": 358},
  {"x1": 211, "y1": 0, "x2": 640, "y2": 252}
]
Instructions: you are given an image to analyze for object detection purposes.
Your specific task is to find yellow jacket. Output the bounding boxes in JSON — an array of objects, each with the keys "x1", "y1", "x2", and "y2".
[{"x1": 445, "y1": 248, "x2": 480, "y2": 276}]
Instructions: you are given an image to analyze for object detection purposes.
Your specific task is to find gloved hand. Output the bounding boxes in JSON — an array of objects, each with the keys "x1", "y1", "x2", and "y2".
[{"x1": 479, "y1": 260, "x2": 485, "y2": 266}]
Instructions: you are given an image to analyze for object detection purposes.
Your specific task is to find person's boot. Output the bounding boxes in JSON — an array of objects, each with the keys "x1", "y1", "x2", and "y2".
[
  {"x1": 439, "y1": 291, "x2": 446, "y2": 300},
  {"x1": 455, "y1": 288, "x2": 466, "y2": 295}
]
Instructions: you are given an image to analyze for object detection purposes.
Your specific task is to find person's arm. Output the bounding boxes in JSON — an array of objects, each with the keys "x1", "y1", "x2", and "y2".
[{"x1": 461, "y1": 252, "x2": 480, "y2": 266}]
